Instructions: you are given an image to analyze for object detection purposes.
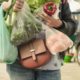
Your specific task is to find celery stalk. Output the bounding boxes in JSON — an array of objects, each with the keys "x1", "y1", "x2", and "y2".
[{"x1": 11, "y1": 12, "x2": 16, "y2": 26}]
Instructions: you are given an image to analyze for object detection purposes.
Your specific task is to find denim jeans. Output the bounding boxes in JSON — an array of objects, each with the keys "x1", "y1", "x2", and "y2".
[{"x1": 7, "y1": 60, "x2": 61, "y2": 80}]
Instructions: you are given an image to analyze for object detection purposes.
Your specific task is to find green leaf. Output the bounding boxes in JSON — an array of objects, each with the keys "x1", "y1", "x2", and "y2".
[
  {"x1": 27, "y1": 0, "x2": 61, "y2": 12},
  {"x1": 0, "y1": 0, "x2": 8, "y2": 4},
  {"x1": 50, "y1": 0, "x2": 61, "y2": 3}
]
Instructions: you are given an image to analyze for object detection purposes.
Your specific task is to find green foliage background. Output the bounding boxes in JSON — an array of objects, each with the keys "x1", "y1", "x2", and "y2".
[{"x1": 0, "y1": 0, "x2": 8, "y2": 4}]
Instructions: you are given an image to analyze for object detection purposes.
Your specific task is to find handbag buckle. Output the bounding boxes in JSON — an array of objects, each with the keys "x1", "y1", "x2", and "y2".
[
  {"x1": 30, "y1": 49, "x2": 35, "y2": 52},
  {"x1": 30, "y1": 49, "x2": 36, "y2": 61}
]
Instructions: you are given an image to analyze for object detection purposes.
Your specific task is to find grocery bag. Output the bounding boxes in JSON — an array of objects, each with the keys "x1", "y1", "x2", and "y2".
[
  {"x1": 42, "y1": 24, "x2": 73, "y2": 54},
  {"x1": 10, "y1": 2, "x2": 42, "y2": 46},
  {"x1": 0, "y1": 6, "x2": 18, "y2": 64}
]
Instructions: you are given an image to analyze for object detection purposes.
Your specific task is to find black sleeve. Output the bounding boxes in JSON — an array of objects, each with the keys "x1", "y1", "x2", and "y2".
[{"x1": 57, "y1": 1, "x2": 78, "y2": 36}]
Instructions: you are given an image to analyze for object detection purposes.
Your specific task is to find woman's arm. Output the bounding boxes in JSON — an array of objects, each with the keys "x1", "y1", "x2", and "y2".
[
  {"x1": 38, "y1": 1, "x2": 78, "y2": 36},
  {"x1": 58, "y1": 1, "x2": 78, "y2": 36}
]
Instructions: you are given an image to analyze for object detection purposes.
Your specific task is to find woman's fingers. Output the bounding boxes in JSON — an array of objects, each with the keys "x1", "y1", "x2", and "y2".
[{"x1": 13, "y1": 0, "x2": 24, "y2": 12}]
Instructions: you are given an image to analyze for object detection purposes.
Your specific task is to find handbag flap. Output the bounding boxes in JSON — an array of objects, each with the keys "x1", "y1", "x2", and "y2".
[{"x1": 19, "y1": 39, "x2": 47, "y2": 59}]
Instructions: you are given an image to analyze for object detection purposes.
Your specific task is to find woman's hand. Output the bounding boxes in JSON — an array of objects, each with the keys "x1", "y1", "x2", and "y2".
[
  {"x1": 13, "y1": 0, "x2": 24, "y2": 12},
  {"x1": 2, "y1": 0, "x2": 24, "y2": 12},
  {"x1": 2, "y1": 0, "x2": 12, "y2": 11},
  {"x1": 38, "y1": 14, "x2": 62, "y2": 28}
]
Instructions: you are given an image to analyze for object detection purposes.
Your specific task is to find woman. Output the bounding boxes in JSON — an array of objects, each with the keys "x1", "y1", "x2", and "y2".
[{"x1": 2, "y1": 0, "x2": 77, "y2": 80}]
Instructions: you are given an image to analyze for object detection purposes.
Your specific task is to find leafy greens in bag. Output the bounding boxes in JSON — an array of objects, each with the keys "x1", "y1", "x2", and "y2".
[
  {"x1": 10, "y1": 2, "x2": 42, "y2": 46},
  {"x1": 0, "y1": 0, "x2": 8, "y2": 4}
]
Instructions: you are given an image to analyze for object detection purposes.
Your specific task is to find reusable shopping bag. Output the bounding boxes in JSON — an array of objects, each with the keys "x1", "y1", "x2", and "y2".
[{"x1": 0, "y1": 6, "x2": 18, "y2": 64}]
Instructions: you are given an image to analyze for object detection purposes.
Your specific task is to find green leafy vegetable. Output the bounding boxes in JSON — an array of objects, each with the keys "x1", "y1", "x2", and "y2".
[
  {"x1": 27, "y1": 0, "x2": 61, "y2": 12},
  {"x1": 5, "y1": 0, "x2": 16, "y2": 33},
  {"x1": 10, "y1": 2, "x2": 42, "y2": 46},
  {"x1": 0, "y1": 0, "x2": 8, "y2": 4}
]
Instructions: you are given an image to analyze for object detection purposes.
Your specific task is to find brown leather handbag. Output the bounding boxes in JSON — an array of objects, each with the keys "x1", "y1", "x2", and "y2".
[{"x1": 18, "y1": 39, "x2": 51, "y2": 69}]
